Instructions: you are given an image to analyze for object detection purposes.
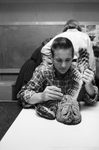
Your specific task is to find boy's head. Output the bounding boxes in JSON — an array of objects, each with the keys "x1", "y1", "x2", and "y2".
[
  {"x1": 63, "y1": 19, "x2": 82, "y2": 32},
  {"x1": 51, "y1": 37, "x2": 74, "y2": 74}
]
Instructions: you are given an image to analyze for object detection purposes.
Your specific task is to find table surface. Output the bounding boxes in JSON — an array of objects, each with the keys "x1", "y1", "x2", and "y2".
[{"x1": 0, "y1": 102, "x2": 99, "y2": 150}]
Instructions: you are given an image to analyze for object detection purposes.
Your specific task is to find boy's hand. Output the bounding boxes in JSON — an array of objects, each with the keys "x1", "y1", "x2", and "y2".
[
  {"x1": 42, "y1": 86, "x2": 63, "y2": 102},
  {"x1": 82, "y1": 69, "x2": 94, "y2": 86}
]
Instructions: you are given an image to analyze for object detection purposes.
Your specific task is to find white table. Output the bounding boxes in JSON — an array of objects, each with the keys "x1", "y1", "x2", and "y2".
[{"x1": 0, "y1": 102, "x2": 99, "y2": 150}]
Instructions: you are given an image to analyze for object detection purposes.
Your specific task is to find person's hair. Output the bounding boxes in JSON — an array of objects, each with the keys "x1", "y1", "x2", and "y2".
[
  {"x1": 63, "y1": 19, "x2": 82, "y2": 32},
  {"x1": 51, "y1": 37, "x2": 74, "y2": 58}
]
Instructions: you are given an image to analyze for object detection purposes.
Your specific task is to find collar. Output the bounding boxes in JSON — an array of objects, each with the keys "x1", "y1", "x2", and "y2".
[
  {"x1": 66, "y1": 29, "x2": 78, "y2": 32},
  {"x1": 52, "y1": 65, "x2": 71, "y2": 79}
]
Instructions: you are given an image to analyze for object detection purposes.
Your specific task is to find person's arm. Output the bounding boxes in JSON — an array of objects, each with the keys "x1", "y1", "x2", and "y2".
[
  {"x1": 82, "y1": 69, "x2": 98, "y2": 104},
  {"x1": 17, "y1": 66, "x2": 45, "y2": 107},
  {"x1": 41, "y1": 33, "x2": 63, "y2": 64},
  {"x1": 28, "y1": 85, "x2": 63, "y2": 105},
  {"x1": 17, "y1": 66, "x2": 63, "y2": 107},
  {"x1": 41, "y1": 38, "x2": 54, "y2": 65},
  {"x1": 41, "y1": 38, "x2": 54, "y2": 56}
]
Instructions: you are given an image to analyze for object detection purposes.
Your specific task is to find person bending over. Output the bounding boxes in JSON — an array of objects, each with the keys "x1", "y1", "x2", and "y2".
[
  {"x1": 41, "y1": 19, "x2": 96, "y2": 73},
  {"x1": 17, "y1": 37, "x2": 98, "y2": 125}
]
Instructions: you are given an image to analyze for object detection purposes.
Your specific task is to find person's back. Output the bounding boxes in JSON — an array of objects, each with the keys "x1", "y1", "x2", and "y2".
[
  {"x1": 42, "y1": 29, "x2": 92, "y2": 58},
  {"x1": 41, "y1": 19, "x2": 95, "y2": 72}
]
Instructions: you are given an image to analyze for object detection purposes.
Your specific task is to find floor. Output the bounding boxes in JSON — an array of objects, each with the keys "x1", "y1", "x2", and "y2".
[{"x1": 0, "y1": 101, "x2": 22, "y2": 140}]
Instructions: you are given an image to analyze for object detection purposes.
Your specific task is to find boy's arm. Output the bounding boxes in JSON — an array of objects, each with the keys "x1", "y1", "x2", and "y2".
[
  {"x1": 82, "y1": 68, "x2": 98, "y2": 104},
  {"x1": 17, "y1": 66, "x2": 63, "y2": 107},
  {"x1": 84, "y1": 85, "x2": 98, "y2": 105},
  {"x1": 17, "y1": 67, "x2": 45, "y2": 108}
]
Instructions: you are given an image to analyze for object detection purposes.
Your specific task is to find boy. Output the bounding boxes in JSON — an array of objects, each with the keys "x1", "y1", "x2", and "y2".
[{"x1": 17, "y1": 37, "x2": 98, "y2": 125}]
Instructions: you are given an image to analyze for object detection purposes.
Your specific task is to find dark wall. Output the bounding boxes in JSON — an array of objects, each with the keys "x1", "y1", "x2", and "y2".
[
  {"x1": 0, "y1": 24, "x2": 63, "y2": 69},
  {"x1": 0, "y1": 2, "x2": 99, "y2": 69},
  {"x1": 0, "y1": 3, "x2": 99, "y2": 23}
]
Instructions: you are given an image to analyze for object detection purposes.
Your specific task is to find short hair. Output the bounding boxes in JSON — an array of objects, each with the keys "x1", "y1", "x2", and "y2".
[
  {"x1": 63, "y1": 19, "x2": 82, "y2": 32},
  {"x1": 51, "y1": 37, "x2": 74, "y2": 58}
]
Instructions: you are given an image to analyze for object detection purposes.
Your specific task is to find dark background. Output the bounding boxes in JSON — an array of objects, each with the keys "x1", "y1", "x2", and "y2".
[
  {"x1": 0, "y1": 1, "x2": 99, "y2": 70},
  {"x1": 0, "y1": 25, "x2": 62, "y2": 69}
]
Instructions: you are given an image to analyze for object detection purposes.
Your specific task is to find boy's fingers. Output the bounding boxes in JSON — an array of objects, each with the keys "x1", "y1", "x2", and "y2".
[
  {"x1": 49, "y1": 86, "x2": 62, "y2": 92},
  {"x1": 48, "y1": 90, "x2": 63, "y2": 97}
]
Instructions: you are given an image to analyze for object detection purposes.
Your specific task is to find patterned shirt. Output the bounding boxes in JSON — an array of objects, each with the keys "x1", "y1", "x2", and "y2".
[{"x1": 17, "y1": 63, "x2": 98, "y2": 108}]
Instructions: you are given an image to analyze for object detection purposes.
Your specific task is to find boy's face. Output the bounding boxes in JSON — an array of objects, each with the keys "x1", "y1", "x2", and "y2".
[{"x1": 52, "y1": 48, "x2": 73, "y2": 74}]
